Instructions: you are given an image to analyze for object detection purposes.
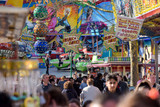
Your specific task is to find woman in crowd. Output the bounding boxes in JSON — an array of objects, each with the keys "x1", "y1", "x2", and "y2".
[{"x1": 62, "y1": 81, "x2": 78, "y2": 101}]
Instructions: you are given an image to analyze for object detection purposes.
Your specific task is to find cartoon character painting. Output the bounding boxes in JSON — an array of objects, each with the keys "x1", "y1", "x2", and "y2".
[{"x1": 55, "y1": 9, "x2": 71, "y2": 33}]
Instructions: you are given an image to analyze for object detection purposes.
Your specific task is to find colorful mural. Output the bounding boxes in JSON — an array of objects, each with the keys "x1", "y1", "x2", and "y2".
[{"x1": 2, "y1": 0, "x2": 117, "y2": 57}]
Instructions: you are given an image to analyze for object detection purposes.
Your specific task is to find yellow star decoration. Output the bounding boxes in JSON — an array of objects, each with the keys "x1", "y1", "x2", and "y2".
[
  {"x1": 62, "y1": 29, "x2": 82, "y2": 53},
  {"x1": 103, "y1": 26, "x2": 118, "y2": 51}
]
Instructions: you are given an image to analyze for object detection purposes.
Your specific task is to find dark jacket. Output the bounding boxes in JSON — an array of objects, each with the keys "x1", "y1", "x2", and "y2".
[
  {"x1": 103, "y1": 87, "x2": 121, "y2": 97},
  {"x1": 118, "y1": 81, "x2": 129, "y2": 94},
  {"x1": 73, "y1": 80, "x2": 81, "y2": 96},
  {"x1": 94, "y1": 77, "x2": 104, "y2": 91},
  {"x1": 45, "y1": 57, "x2": 49, "y2": 66},
  {"x1": 62, "y1": 89, "x2": 78, "y2": 100}
]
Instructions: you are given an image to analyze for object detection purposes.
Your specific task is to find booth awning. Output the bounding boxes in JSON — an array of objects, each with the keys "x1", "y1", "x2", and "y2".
[{"x1": 87, "y1": 63, "x2": 110, "y2": 68}]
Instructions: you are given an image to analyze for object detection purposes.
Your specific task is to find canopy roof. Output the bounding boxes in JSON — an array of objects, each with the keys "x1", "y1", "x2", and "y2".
[{"x1": 140, "y1": 13, "x2": 160, "y2": 39}]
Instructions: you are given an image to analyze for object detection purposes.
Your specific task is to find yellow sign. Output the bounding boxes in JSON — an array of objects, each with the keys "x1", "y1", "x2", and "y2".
[
  {"x1": 62, "y1": 29, "x2": 82, "y2": 53},
  {"x1": 103, "y1": 26, "x2": 118, "y2": 51}
]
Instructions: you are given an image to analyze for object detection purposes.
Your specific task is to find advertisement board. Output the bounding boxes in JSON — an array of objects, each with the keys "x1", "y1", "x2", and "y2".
[{"x1": 116, "y1": 15, "x2": 144, "y2": 41}]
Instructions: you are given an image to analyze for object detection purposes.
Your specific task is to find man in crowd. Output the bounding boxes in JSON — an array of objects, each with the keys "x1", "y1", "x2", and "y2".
[
  {"x1": 79, "y1": 76, "x2": 88, "y2": 90},
  {"x1": 94, "y1": 73, "x2": 104, "y2": 91},
  {"x1": 45, "y1": 54, "x2": 50, "y2": 75},
  {"x1": 80, "y1": 78, "x2": 101, "y2": 105},
  {"x1": 37, "y1": 74, "x2": 52, "y2": 93},
  {"x1": 103, "y1": 74, "x2": 121, "y2": 96},
  {"x1": 77, "y1": 73, "x2": 83, "y2": 83}
]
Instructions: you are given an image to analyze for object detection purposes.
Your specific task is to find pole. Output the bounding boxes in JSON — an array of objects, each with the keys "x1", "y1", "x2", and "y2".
[
  {"x1": 96, "y1": 36, "x2": 98, "y2": 53},
  {"x1": 92, "y1": 36, "x2": 94, "y2": 51},
  {"x1": 129, "y1": 40, "x2": 139, "y2": 86},
  {"x1": 155, "y1": 41, "x2": 159, "y2": 83},
  {"x1": 70, "y1": 51, "x2": 73, "y2": 77}
]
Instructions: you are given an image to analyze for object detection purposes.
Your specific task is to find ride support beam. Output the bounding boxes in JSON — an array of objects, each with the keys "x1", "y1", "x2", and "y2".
[{"x1": 129, "y1": 40, "x2": 139, "y2": 86}]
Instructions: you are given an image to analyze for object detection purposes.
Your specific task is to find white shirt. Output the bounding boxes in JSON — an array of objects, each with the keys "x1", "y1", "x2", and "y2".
[{"x1": 80, "y1": 85, "x2": 101, "y2": 105}]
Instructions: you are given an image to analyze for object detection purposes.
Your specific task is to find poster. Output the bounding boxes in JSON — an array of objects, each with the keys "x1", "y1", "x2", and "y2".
[
  {"x1": 116, "y1": 15, "x2": 144, "y2": 41},
  {"x1": 62, "y1": 29, "x2": 82, "y2": 53},
  {"x1": 103, "y1": 26, "x2": 118, "y2": 51},
  {"x1": 79, "y1": 1, "x2": 115, "y2": 52}
]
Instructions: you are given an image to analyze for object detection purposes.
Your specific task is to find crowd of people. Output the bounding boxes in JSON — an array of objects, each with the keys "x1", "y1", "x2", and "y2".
[
  {"x1": 36, "y1": 71, "x2": 160, "y2": 107},
  {"x1": 1, "y1": 72, "x2": 160, "y2": 107}
]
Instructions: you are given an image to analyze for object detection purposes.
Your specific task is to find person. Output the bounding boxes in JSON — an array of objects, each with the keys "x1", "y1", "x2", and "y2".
[
  {"x1": 102, "y1": 72, "x2": 108, "y2": 88},
  {"x1": 116, "y1": 73, "x2": 129, "y2": 94},
  {"x1": 73, "y1": 72, "x2": 78, "y2": 80},
  {"x1": 90, "y1": 94, "x2": 119, "y2": 107},
  {"x1": 147, "y1": 72, "x2": 160, "y2": 92},
  {"x1": 58, "y1": 57, "x2": 63, "y2": 67},
  {"x1": 77, "y1": 55, "x2": 85, "y2": 62},
  {"x1": 69, "y1": 99, "x2": 80, "y2": 107},
  {"x1": 79, "y1": 76, "x2": 88, "y2": 90},
  {"x1": 117, "y1": 92, "x2": 160, "y2": 107},
  {"x1": 49, "y1": 75, "x2": 58, "y2": 86},
  {"x1": 58, "y1": 76, "x2": 67, "y2": 91},
  {"x1": 86, "y1": 8, "x2": 93, "y2": 22},
  {"x1": 45, "y1": 54, "x2": 50, "y2": 75},
  {"x1": 0, "y1": 92, "x2": 12, "y2": 107},
  {"x1": 134, "y1": 80, "x2": 151, "y2": 95},
  {"x1": 49, "y1": 79, "x2": 56, "y2": 87},
  {"x1": 62, "y1": 81, "x2": 78, "y2": 101},
  {"x1": 80, "y1": 78, "x2": 101, "y2": 105},
  {"x1": 94, "y1": 73, "x2": 104, "y2": 91},
  {"x1": 122, "y1": 75, "x2": 128, "y2": 83},
  {"x1": 144, "y1": 45, "x2": 150, "y2": 60},
  {"x1": 44, "y1": 87, "x2": 68, "y2": 107},
  {"x1": 103, "y1": 74, "x2": 121, "y2": 97},
  {"x1": 69, "y1": 77, "x2": 75, "y2": 84},
  {"x1": 37, "y1": 74, "x2": 52, "y2": 93},
  {"x1": 84, "y1": 54, "x2": 89, "y2": 61},
  {"x1": 73, "y1": 79, "x2": 81, "y2": 97},
  {"x1": 88, "y1": 74, "x2": 94, "y2": 79},
  {"x1": 77, "y1": 73, "x2": 83, "y2": 83}
]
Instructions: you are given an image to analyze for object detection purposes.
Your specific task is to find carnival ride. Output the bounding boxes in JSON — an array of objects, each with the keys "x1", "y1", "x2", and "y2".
[
  {"x1": 1, "y1": 0, "x2": 159, "y2": 73},
  {"x1": 50, "y1": 53, "x2": 104, "y2": 72}
]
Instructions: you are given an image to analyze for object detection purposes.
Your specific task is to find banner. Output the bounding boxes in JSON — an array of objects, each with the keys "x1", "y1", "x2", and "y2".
[
  {"x1": 116, "y1": 15, "x2": 144, "y2": 41},
  {"x1": 103, "y1": 26, "x2": 118, "y2": 51},
  {"x1": 62, "y1": 29, "x2": 82, "y2": 53}
]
